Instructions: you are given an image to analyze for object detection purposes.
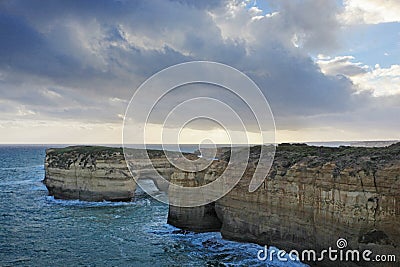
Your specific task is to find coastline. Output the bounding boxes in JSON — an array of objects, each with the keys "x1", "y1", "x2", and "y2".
[{"x1": 43, "y1": 143, "x2": 400, "y2": 266}]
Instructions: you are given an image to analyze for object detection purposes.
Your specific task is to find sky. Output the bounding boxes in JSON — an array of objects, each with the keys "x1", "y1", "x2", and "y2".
[{"x1": 0, "y1": 0, "x2": 399, "y2": 144}]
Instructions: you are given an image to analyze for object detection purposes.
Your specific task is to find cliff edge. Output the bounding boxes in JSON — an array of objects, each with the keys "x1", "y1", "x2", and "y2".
[
  {"x1": 44, "y1": 146, "x2": 136, "y2": 201},
  {"x1": 168, "y1": 143, "x2": 400, "y2": 266}
]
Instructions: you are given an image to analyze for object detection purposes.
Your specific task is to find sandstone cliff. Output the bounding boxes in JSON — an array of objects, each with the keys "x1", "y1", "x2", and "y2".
[
  {"x1": 44, "y1": 144, "x2": 399, "y2": 265},
  {"x1": 44, "y1": 146, "x2": 182, "y2": 201},
  {"x1": 168, "y1": 143, "x2": 400, "y2": 266},
  {"x1": 44, "y1": 146, "x2": 136, "y2": 201}
]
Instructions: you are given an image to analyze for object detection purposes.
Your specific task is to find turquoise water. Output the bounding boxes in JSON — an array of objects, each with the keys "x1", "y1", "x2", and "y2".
[{"x1": 0, "y1": 146, "x2": 306, "y2": 266}]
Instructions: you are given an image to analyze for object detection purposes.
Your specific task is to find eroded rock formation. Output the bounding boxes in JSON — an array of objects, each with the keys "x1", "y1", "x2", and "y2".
[
  {"x1": 44, "y1": 146, "x2": 184, "y2": 201},
  {"x1": 44, "y1": 143, "x2": 400, "y2": 265},
  {"x1": 44, "y1": 146, "x2": 136, "y2": 201},
  {"x1": 168, "y1": 143, "x2": 400, "y2": 266}
]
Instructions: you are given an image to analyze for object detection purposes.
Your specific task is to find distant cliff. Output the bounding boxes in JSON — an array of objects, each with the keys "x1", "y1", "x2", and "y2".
[
  {"x1": 44, "y1": 146, "x2": 136, "y2": 201},
  {"x1": 168, "y1": 143, "x2": 400, "y2": 266}
]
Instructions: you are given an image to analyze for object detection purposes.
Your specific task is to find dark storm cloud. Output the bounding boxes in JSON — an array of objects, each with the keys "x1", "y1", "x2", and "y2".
[
  {"x1": 0, "y1": 0, "x2": 397, "y2": 136},
  {"x1": 0, "y1": 0, "x2": 216, "y2": 87}
]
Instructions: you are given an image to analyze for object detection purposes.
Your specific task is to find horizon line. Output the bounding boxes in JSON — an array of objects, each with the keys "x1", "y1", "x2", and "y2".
[{"x1": 0, "y1": 140, "x2": 398, "y2": 145}]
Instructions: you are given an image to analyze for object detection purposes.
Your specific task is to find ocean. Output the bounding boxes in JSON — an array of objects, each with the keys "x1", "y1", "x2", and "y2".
[{"x1": 0, "y1": 146, "x2": 307, "y2": 266}]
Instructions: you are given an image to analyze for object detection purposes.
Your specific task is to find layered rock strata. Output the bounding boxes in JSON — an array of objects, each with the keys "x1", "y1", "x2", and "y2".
[
  {"x1": 44, "y1": 144, "x2": 400, "y2": 266},
  {"x1": 44, "y1": 146, "x2": 188, "y2": 201},
  {"x1": 168, "y1": 143, "x2": 400, "y2": 266},
  {"x1": 44, "y1": 146, "x2": 136, "y2": 201}
]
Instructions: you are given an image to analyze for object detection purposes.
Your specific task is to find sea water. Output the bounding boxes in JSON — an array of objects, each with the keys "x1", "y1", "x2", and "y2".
[{"x1": 0, "y1": 146, "x2": 307, "y2": 266}]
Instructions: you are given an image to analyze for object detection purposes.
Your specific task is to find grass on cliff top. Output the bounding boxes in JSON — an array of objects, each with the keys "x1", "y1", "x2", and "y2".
[
  {"x1": 48, "y1": 146, "x2": 123, "y2": 155},
  {"x1": 275, "y1": 142, "x2": 400, "y2": 174},
  {"x1": 220, "y1": 142, "x2": 400, "y2": 171},
  {"x1": 49, "y1": 142, "x2": 400, "y2": 162},
  {"x1": 276, "y1": 142, "x2": 400, "y2": 159},
  {"x1": 50, "y1": 142, "x2": 400, "y2": 158},
  {"x1": 47, "y1": 145, "x2": 192, "y2": 158}
]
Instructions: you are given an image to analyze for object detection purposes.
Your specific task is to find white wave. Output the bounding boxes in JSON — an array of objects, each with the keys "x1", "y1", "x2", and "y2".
[
  {"x1": 0, "y1": 179, "x2": 37, "y2": 186},
  {"x1": 0, "y1": 165, "x2": 44, "y2": 171},
  {"x1": 44, "y1": 196, "x2": 150, "y2": 207}
]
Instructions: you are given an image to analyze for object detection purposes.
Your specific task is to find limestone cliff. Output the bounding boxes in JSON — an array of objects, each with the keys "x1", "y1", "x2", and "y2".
[
  {"x1": 168, "y1": 143, "x2": 400, "y2": 266},
  {"x1": 44, "y1": 146, "x2": 180, "y2": 201},
  {"x1": 44, "y1": 144, "x2": 399, "y2": 265},
  {"x1": 44, "y1": 146, "x2": 136, "y2": 201}
]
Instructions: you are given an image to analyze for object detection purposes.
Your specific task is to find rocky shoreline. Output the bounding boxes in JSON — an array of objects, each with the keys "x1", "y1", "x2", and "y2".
[{"x1": 44, "y1": 143, "x2": 400, "y2": 266}]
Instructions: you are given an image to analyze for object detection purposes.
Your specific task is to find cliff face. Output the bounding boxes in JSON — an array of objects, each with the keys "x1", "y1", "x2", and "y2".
[
  {"x1": 168, "y1": 144, "x2": 400, "y2": 266},
  {"x1": 44, "y1": 146, "x2": 179, "y2": 201},
  {"x1": 44, "y1": 144, "x2": 399, "y2": 265},
  {"x1": 44, "y1": 146, "x2": 136, "y2": 201}
]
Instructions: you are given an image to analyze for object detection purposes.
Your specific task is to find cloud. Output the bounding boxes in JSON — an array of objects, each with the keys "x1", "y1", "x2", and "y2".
[
  {"x1": 0, "y1": 1, "x2": 348, "y2": 116},
  {"x1": 352, "y1": 64, "x2": 400, "y2": 96},
  {"x1": 317, "y1": 56, "x2": 368, "y2": 76},
  {"x1": 0, "y1": 119, "x2": 122, "y2": 144},
  {"x1": 16, "y1": 106, "x2": 36, "y2": 117},
  {"x1": 318, "y1": 56, "x2": 400, "y2": 96},
  {"x1": 209, "y1": 0, "x2": 341, "y2": 52},
  {"x1": 340, "y1": 0, "x2": 400, "y2": 24},
  {"x1": 0, "y1": 0, "x2": 398, "y2": 142}
]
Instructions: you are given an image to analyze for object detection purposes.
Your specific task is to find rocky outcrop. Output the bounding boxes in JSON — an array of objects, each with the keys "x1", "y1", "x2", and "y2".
[
  {"x1": 44, "y1": 146, "x2": 183, "y2": 201},
  {"x1": 44, "y1": 146, "x2": 136, "y2": 201},
  {"x1": 168, "y1": 143, "x2": 400, "y2": 266}
]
